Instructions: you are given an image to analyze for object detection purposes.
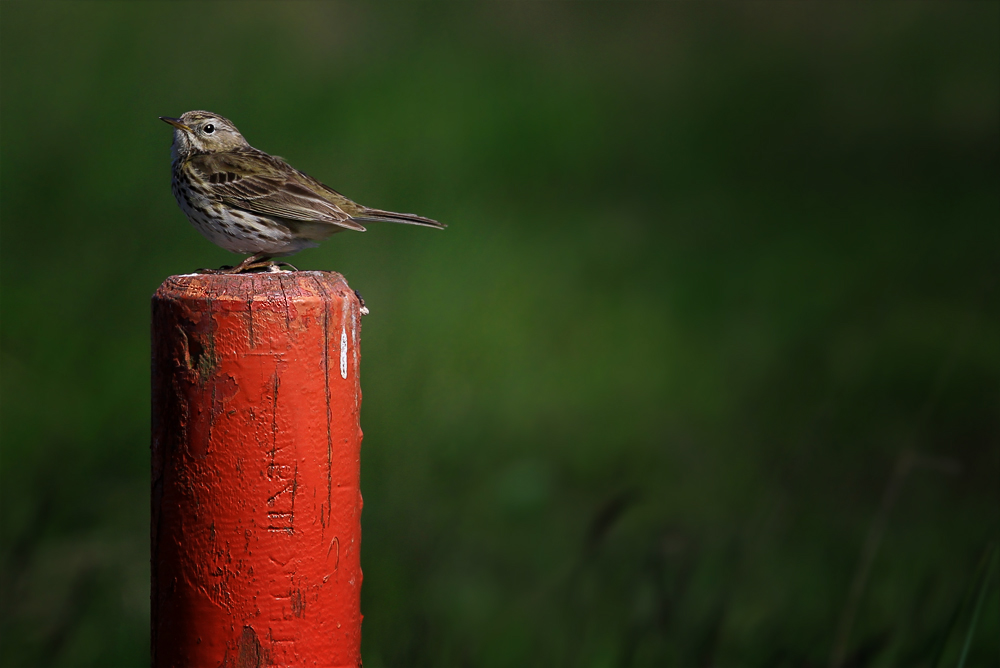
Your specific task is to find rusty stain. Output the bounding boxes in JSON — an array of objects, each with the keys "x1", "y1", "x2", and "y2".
[
  {"x1": 192, "y1": 332, "x2": 217, "y2": 382},
  {"x1": 291, "y1": 588, "x2": 306, "y2": 618},
  {"x1": 236, "y1": 625, "x2": 263, "y2": 668}
]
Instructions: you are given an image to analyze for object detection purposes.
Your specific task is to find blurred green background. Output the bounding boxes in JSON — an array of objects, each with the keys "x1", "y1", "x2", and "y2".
[{"x1": 1, "y1": 2, "x2": 998, "y2": 666}]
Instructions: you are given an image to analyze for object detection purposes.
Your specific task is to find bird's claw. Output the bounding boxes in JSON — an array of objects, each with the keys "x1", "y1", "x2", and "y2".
[
  {"x1": 194, "y1": 260, "x2": 299, "y2": 274},
  {"x1": 243, "y1": 260, "x2": 297, "y2": 273}
]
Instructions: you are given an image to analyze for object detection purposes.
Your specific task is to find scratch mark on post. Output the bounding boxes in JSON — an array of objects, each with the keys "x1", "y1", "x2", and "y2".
[
  {"x1": 266, "y1": 511, "x2": 294, "y2": 534},
  {"x1": 276, "y1": 273, "x2": 292, "y2": 330},
  {"x1": 311, "y1": 276, "x2": 333, "y2": 531},
  {"x1": 291, "y1": 589, "x2": 305, "y2": 618},
  {"x1": 351, "y1": 301, "x2": 359, "y2": 383},
  {"x1": 247, "y1": 279, "x2": 256, "y2": 349},
  {"x1": 266, "y1": 481, "x2": 295, "y2": 504},
  {"x1": 270, "y1": 372, "x2": 279, "y2": 463},
  {"x1": 327, "y1": 536, "x2": 340, "y2": 571},
  {"x1": 282, "y1": 462, "x2": 298, "y2": 533}
]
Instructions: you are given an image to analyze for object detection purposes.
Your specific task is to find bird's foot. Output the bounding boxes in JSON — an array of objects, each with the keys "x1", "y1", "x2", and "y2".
[
  {"x1": 194, "y1": 253, "x2": 299, "y2": 274},
  {"x1": 195, "y1": 262, "x2": 296, "y2": 274},
  {"x1": 242, "y1": 261, "x2": 296, "y2": 273},
  {"x1": 240, "y1": 259, "x2": 297, "y2": 273}
]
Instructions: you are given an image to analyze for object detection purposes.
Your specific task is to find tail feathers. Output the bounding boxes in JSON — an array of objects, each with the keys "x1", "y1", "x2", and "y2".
[{"x1": 351, "y1": 207, "x2": 446, "y2": 229}]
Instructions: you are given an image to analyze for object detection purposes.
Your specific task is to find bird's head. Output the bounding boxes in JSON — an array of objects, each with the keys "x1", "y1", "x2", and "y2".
[{"x1": 160, "y1": 110, "x2": 248, "y2": 158}]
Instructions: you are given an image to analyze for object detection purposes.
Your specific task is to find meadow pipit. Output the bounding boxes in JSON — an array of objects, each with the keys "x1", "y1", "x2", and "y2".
[{"x1": 161, "y1": 110, "x2": 444, "y2": 274}]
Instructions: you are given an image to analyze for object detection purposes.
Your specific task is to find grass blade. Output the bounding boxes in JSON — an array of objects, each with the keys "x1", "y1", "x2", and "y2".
[{"x1": 956, "y1": 542, "x2": 997, "y2": 668}]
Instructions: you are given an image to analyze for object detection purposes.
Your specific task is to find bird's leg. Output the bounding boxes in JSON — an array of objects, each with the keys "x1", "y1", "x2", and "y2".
[
  {"x1": 247, "y1": 260, "x2": 297, "y2": 272},
  {"x1": 200, "y1": 253, "x2": 272, "y2": 274},
  {"x1": 231, "y1": 253, "x2": 273, "y2": 273},
  {"x1": 239, "y1": 255, "x2": 301, "y2": 273},
  {"x1": 196, "y1": 253, "x2": 267, "y2": 274},
  {"x1": 197, "y1": 254, "x2": 298, "y2": 274}
]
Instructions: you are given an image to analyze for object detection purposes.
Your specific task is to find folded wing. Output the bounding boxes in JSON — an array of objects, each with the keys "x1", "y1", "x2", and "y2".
[{"x1": 188, "y1": 150, "x2": 367, "y2": 231}]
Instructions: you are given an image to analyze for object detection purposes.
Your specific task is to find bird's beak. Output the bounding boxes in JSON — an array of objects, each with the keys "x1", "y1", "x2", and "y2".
[{"x1": 159, "y1": 116, "x2": 193, "y2": 133}]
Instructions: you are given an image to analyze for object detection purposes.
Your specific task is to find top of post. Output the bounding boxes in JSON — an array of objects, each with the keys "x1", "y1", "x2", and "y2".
[{"x1": 153, "y1": 270, "x2": 358, "y2": 308}]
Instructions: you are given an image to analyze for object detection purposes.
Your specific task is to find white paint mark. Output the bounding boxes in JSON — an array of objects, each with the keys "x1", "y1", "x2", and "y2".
[{"x1": 340, "y1": 325, "x2": 348, "y2": 379}]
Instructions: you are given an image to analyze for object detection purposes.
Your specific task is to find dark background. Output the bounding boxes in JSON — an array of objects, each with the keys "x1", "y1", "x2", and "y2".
[{"x1": 1, "y1": 3, "x2": 998, "y2": 666}]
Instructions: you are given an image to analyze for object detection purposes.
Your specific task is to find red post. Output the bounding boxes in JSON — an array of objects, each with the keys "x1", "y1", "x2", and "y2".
[{"x1": 151, "y1": 271, "x2": 363, "y2": 668}]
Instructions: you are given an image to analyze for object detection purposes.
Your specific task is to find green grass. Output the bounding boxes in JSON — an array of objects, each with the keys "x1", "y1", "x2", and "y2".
[{"x1": 1, "y1": 3, "x2": 998, "y2": 666}]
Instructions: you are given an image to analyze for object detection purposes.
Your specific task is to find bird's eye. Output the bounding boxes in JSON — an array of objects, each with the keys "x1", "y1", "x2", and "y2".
[{"x1": 203, "y1": 124, "x2": 215, "y2": 134}]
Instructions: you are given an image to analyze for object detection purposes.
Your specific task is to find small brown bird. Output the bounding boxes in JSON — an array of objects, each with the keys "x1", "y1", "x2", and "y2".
[{"x1": 161, "y1": 110, "x2": 444, "y2": 273}]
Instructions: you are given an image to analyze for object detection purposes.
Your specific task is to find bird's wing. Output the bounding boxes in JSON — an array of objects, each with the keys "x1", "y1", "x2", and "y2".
[{"x1": 187, "y1": 151, "x2": 367, "y2": 231}]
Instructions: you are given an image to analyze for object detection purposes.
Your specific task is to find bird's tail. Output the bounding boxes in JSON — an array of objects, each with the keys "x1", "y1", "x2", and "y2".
[{"x1": 351, "y1": 208, "x2": 446, "y2": 229}]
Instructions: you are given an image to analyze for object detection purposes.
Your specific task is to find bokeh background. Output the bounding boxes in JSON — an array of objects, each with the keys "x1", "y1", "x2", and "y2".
[{"x1": 1, "y1": 2, "x2": 998, "y2": 666}]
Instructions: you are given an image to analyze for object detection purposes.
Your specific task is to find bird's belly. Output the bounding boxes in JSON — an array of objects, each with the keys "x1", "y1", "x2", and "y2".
[{"x1": 171, "y1": 177, "x2": 309, "y2": 256}]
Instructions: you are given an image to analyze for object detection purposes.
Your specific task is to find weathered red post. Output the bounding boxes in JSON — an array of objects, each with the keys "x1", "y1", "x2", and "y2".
[{"x1": 151, "y1": 271, "x2": 363, "y2": 667}]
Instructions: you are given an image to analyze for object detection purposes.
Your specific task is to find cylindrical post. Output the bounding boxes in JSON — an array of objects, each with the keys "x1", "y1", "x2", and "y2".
[{"x1": 151, "y1": 271, "x2": 363, "y2": 667}]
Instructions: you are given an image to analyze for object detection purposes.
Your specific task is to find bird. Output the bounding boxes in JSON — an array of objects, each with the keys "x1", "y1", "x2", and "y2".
[{"x1": 160, "y1": 110, "x2": 444, "y2": 274}]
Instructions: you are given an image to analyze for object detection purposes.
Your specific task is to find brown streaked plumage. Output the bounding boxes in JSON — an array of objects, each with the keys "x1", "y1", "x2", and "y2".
[{"x1": 161, "y1": 110, "x2": 444, "y2": 273}]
